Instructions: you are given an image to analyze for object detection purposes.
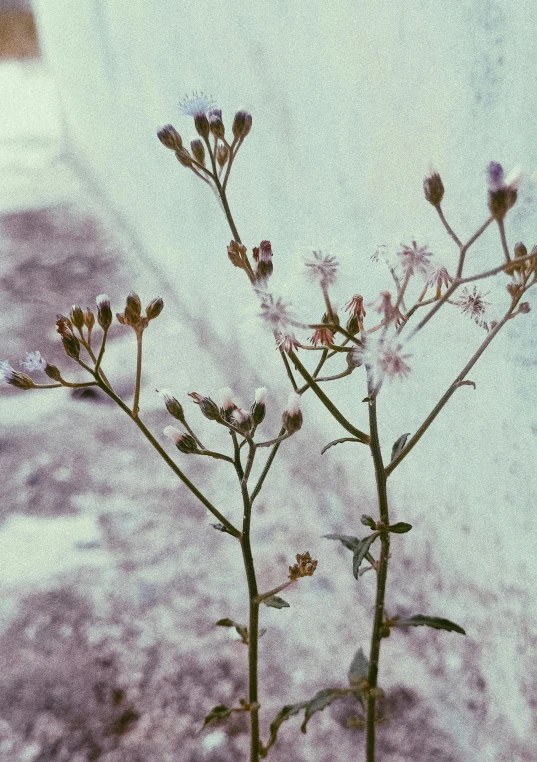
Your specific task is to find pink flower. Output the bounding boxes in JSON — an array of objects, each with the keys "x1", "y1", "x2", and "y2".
[{"x1": 398, "y1": 241, "x2": 433, "y2": 277}]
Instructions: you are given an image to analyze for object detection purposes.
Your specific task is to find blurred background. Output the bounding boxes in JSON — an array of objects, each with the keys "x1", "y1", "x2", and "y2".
[{"x1": 0, "y1": 2, "x2": 537, "y2": 761}]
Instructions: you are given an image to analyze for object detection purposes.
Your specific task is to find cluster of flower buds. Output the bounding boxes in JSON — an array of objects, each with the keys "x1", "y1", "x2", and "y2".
[
  {"x1": 157, "y1": 92, "x2": 252, "y2": 176},
  {"x1": 116, "y1": 292, "x2": 164, "y2": 333},
  {"x1": 187, "y1": 386, "x2": 269, "y2": 437},
  {"x1": 227, "y1": 240, "x2": 252, "y2": 277},
  {"x1": 487, "y1": 161, "x2": 522, "y2": 221},
  {"x1": 288, "y1": 551, "x2": 318, "y2": 581}
]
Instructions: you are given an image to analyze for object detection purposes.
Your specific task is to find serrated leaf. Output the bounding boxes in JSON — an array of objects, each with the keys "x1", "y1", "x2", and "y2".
[
  {"x1": 352, "y1": 533, "x2": 380, "y2": 579},
  {"x1": 203, "y1": 704, "x2": 233, "y2": 727},
  {"x1": 263, "y1": 595, "x2": 290, "y2": 609},
  {"x1": 388, "y1": 522, "x2": 412, "y2": 534},
  {"x1": 321, "y1": 437, "x2": 360, "y2": 455},
  {"x1": 391, "y1": 433, "x2": 411, "y2": 462},
  {"x1": 348, "y1": 647, "x2": 369, "y2": 686},
  {"x1": 396, "y1": 615, "x2": 466, "y2": 635},
  {"x1": 300, "y1": 688, "x2": 345, "y2": 733},
  {"x1": 323, "y1": 533, "x2": 361, "y2": 552}
]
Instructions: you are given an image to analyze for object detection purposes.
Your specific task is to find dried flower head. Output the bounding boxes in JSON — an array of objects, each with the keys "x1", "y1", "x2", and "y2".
[
  {"x1": 288, "y1": 551, "x2": 318, "y2": 581},
  {"x1": 345, "y1": 294, "x2": 366, "y2": 321},
  {"x1": 425, "y1": 264, "x2": 453, "y2": 292},
  {"x1": 456, "y1": 286, "x2": 489, "y2": 327},
  {"x1": 22, "y1": 351, "x2": 47, "y2": 373},
  {"x1": 304, "y1": 250, "x2": 339, "y2": 286},
  {"x1": 275, "y1": 331, "x2": 301, "y2": 354},
  {"x1": 56, "y1": 316, "x2": 80, "y2": 359},
  {"x1": 70, "y1": 305, "x2": 85, "y2": 331},
  {"x1": 259, "y1": 294, "x2": 293, "y2": 331},
  {"x1": 372, "y1": 291, "x2": 405, "y2": 326},
  {"x1": 398, "y1": 241, "x2": 433, "y2": 277},
  {"x1": 310, "y1": 326, "x2": 334, "y2": 347}
]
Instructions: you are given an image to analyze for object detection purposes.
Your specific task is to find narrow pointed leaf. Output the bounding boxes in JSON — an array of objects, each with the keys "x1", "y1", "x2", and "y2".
[
  {"x1": 321, "y1": 437, "x2": 360, "y2": 455},
  {"x1": 352, "y1": 533, "x2": 380, "y2": 579},
  {"x1": 396, "y1": 615, "x2": 466, "y2": 635},
  {"x1": 203, "y1": 704, "x2": 233, "y2": 727},
  {"x1": 388, "y1": 522, "x2": 412, "y2": 534},
  {"x1": 216, "y1": 618, "x2": 235, "y2": 627},
  {"x1": 391, "y1": 433, "x2": 411, "y2": 462},
  {"x1": 323, "y1": 533, "x2": 361, "y2": 552},
  {"x1": 348, "y1": 648, "x2": 369, "y2": 686},
  {"x1": 265, "y1": 702, "x2": 306, "y2": 752},
  {"x1": 300, "y1": 688, "x2": 345, "y2": 733},
  {"x1": 263, "y1": 595, "x2": 290, "y2": 609},
  {"x1": 216, "y1": 618, "x2": 249, "y2": 644}
]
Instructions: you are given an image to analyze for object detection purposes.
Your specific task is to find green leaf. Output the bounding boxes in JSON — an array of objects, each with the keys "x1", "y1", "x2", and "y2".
[
  {"x1": 391, "y1": 433, "x2": 411, "y2": 462},
  {"x1": 216, "y1": 618, "x2": 249, "y2": 644},
  {"x1": 360, "y1": 514, "x2": 376, "y2": 529},
  {"x1": 203, "y1": 704, "x2": 233, "y2": 727},
  {"x1": 264, "y1": 702, "x2": 306, "y2": 753},
  {"x1": 395, "y1": 615, "x2": 466, "y2": 635},
  {"x1": 352, "y1": 533, "x2": 380, "y2": 579},
  {"x1": 300, "y1": 688, "x2": 345, "y2": 733},
  {"x1": 348, "y1": 647, "x2": 369, "y2": 686},
  {"x1": 323, "y1": 533, "x2": 361, "y2": 552},
  {"x1": 321, "y1": 437, "x2": 360, "y2": 455},
  {"x1": 388, "y1": 522, "x2": 412, "y2": 534},
  {"x1": 263, "y1": 595, "x2": 290, "y2": 609}
]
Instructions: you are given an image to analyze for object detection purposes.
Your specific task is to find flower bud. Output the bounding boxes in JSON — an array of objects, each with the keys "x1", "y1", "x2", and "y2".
[
  {"x1": 518, "y1": 302, "x2": 531, "y2": 314},
  {"x1": 347, "y1": 345, "x2": 364, "y2": 369},
  {"x1": 514, "y1": 242, "x2": 527, "y2": 259},
  {"x1": 8, "y1": 371, "x2": 34, "y2": 390},
  {"x1": 146, "y1": 297, "x2": 164, "y2": 321},
  {"x1": 84, "y1": 310, "x2": 95, "y2": 330},
  {"x1": 231, "y1": 408, "x2": 253, "y2": 436},
  {"x1": 159, "y1": 389, "x2": 185, "y2": 422},
  {"x1": 157, "y1": 124, "x2": 183, "y2": 151},
  {"x1": 188, "y1": 392, "x2": 221, "y2": 421},
  {"x1": 45, "y1": 364, "x2": 63, "y2": 382},
  {"x1": 163, "y1": 425, "x2": 198, "y2": 454},
  {"x1": 232, "y1": 110, "x2": 252, "y2": 139},
  {"x1": 70, "y1": 305, "x2": 85, "y2": 330},
  {"x1": 217, "y1": 387, "x2": 237, "y2": 422},
  {"x1": 190, "y1": 139, "x2": 206, "y2": 165},
  {"x1": 227, "y1": 240, "x2": 247, "y2": 269},
  {"x1": 209, "y1": 114, "x2": 225, "y2": 140},
  {"x1": 250, "y1": 387, "x2": 267, "y2": 425},
  {"x1": 96, "y1": 294, "x2": 113, "y2": 330},
  {"x1": 176, "y1": 149, "x2": 193, "y2": 168},
  {"x1": 194, "y1": 113, "x2": 210, "y2": 139},
  {"x1": 346, "y1": 315, "x2": 359, "y2": 335},
  {"x1": 423, "y1": 170, "x2": 444, "y2": 206},
  {"x1": 216, "y1": 144, "x2": 229, "y2": 168},
  {"x1": 61, "y1": 334, "x2": 81, "y2": 360},
  {"x1": 282, "y1": 392, "x2": 302, "y2": 434}
]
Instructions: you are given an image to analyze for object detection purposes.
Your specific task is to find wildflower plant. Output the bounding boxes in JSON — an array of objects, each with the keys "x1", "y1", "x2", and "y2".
[{"x1": 2, "y1": 92, "x2": 536, "y2": 762}]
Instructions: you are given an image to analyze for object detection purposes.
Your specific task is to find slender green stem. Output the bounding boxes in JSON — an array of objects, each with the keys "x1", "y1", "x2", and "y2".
[
  {"x1": 279, "y1": 348, "x2": 298, "y2": 391},
  {"x1": 435, "y1": 204, "x2": 463, "y2": 248},
  {"x1": 94, "y1": 378, "x2": 241, "y2": 537},
  {"x1": 132, "y1": 330, "x2": 143, "y2": 418},
  {"x1": 497, "y1": 218, "x2": 512, "y2": 264},
  {"x1": 235, "y1": 444, "x2": 260, "y2": 762},
  {"x1": 196, "y1": 450, "x2": 235, "y2": 464},
  {"x1": 366, "y1": 396, "x2": 390, "y2": 762},
  {"x1": 386, "y1": 302, "x2": 516, "y2": 476},
  {"x1": 251, "y1": 428, "x2": 285, "y2": 504},
  {"x1": 456, "y1": 216, "x2": 493, "y2": 278},
  {"x1": 255, "y1": 579, "x2": 295, "y2": 604},
  {"x1": 289, "y1": 351, "x2": 370, "y2": 444}
]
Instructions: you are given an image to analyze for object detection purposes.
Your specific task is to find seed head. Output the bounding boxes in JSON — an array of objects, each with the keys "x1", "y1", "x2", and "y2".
[
  {"x1": 275, "y1": 331, "x2": 301, "y2": 354},
  {"x1": 345, "y1": 294, "x2": 366, "y2": 321},
  {"x1": 372, "y1": 291, "x2": 405, "y2": 326},
  {"x1": 84, "y1": 310, "x2": 95, "y2": 330},
  {"x1": 288, "y1": 551, "x2": 318, "y2": 581},
  {"x1": 259, "y1": 294, "x2": 293, "y2": 332},
  {"x1": 456, "y1": 286, "x2": 489, "y2": 327},
  {"x1": 22, "y1": 351, "x2": 47, "y2": 372},
  {"x1": 304, "y1": 250, "x2": 339, "y2": 286}
]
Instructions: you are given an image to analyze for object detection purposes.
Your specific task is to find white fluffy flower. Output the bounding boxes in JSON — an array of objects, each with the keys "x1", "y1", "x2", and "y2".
[{"x1": 180, "y1": 91, "x2": 215, "y2": 117}]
